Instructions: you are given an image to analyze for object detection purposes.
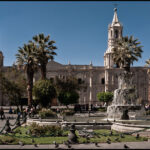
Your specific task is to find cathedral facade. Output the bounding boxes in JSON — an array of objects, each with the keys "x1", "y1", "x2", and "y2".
[{"x1": 0, "y1": 8, "x2": 149, "y2": 106}]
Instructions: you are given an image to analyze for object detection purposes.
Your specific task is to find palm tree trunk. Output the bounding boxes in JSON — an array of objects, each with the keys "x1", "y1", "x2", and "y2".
[
  {"x1": 124, "y1": 63, "x2": 130, "y2": 72},
  {"x1": 27, "y1": 70, "x2": 34, "y2": 107},
  {"x1": 27, "y1": 84, "x2": 32, "y2": 107},
  {"x1": 41, "y1": 63, "x2": 47, "y2": 80}
]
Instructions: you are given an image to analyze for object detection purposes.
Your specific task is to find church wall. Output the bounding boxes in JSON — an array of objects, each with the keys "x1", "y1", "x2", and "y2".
[{"x1": 0, "y1": 61, "x2": 149, "y2": 106}]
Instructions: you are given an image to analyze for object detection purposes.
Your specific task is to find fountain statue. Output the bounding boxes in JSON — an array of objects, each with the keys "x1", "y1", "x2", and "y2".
[
  {"x1": 107, "y1": 71, "x2": 146, "y2": 120},
  {"x1": 68, "y1": 124, "x2": 78, "y2": 144}
]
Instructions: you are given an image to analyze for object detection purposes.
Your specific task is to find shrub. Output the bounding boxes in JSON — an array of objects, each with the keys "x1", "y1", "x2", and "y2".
[
  {"x1": 98, "y1": 107, "x2": 107, "y2": 112},
  {"x1": 92, "y1": 107, "x2": 99, "y2": 111},
  {"x1": 1, "y1": 136, "x2": 19, "y2": 144},
  {"x1": 62, "y1": 109, "x2": 75, "y2": 116},
  {"x1": 29, "y1": 123, "x2": 45, "y2": 136},
  {"x1": 146, "y1": 110, "x2": 150, "y2": 115},
  {"x1": 29, "y1": 123, "x2": 64, "y2": 137},
  {"x1": 39, "y1": 109, "x2": 57, "y2": 119},
  {"x1": 14, "y1": 128, "x2": 21, "y2": 134},
  {"x1": 58, "y1": 91, "x2": 79, "y2": 107},
  {"x1": 97, "y1": 92, "x2": 113, "y2": 105}
]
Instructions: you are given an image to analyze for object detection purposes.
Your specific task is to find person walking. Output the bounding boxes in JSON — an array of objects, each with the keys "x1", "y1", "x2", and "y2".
[
  {"x1": 9, "y1": 107, "x2": 13, "y2": 114},
  {"x1": 0, "y1": 107, "x2": 2, "y2": 119},
  {"x1": 0, "y1": 107, "x2": 4, "y2": 119},
  {"x1": 30, "y1": 107, "x2": 34, "y2": 117}
]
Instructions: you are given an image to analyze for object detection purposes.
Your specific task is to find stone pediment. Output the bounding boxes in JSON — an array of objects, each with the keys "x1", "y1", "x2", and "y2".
[{"x1": 46, "y1": 60, "x2": 64, "y2": 71}]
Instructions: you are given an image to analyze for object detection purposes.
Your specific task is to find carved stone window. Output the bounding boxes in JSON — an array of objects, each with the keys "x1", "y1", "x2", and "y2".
[
  {"x1": 101, "y1": 78, "x2": 105, "y2": 84},
  {"x1": 78, "y1": 78, "x2": 82, "y2": 84},
  {"x1": 114, "y1": 63, "x2": 119, "y2": 68},
  {"x1": 114, "y1": 30, "x2": 118, "y2": 38}
]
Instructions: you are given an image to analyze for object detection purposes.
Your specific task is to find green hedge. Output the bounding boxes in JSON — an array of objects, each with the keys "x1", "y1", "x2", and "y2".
[
  {"x1": 39, "y1": 109, "x2": 57, "y2": 119},
  {"x1": 62, "y1": 109, "x2": 75, "y2": 116},
  {"x1": 0, "y1": 136, "x2": 19, "y2": 144},
  {"x1": 30, "y1": 123, "x2": 65, "y2": 137},
  {"x1": 146, "y1": 110, "x2": 150, "y2": 115},
  {"x1": 98, "y1": 107, "x2": 107, "y2": 112}
]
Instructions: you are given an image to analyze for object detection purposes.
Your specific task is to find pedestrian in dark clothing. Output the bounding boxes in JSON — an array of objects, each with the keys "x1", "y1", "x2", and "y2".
[
  {"x1": 16, "y1": 107, "x2": 20, "y2": 114},
  {"x1": 9, "y1": 107, "x2": 13, "y2": 114},
  {"x1": 86, "y1": 104, "x2": 89, "y2": 111},
  {"x1": 0, "y1": 107, "x2": 4, "y2": 119}
]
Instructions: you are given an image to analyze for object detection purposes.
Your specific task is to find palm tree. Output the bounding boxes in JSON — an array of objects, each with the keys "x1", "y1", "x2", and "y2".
[
  {"x1": 16, "y1": 42, "x2": 38, "y2": 106},
  {"x1": 112, "y1": 35, "x2": 143, "y2": 72},
  {"x1": 145, "y1": 59, "x2": 150, "y2": 73},
  {"x1": 31, "y1": 33, "x2": 57, "y2": 79}
]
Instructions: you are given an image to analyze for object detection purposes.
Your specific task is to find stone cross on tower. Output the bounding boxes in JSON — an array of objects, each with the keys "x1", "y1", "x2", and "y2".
[
  {"x1": 114, "y1": 3, "x2": 118, "y2": 10},
  {"x1": 104, "y1": 7, "x2": 123, "y2": 68}
]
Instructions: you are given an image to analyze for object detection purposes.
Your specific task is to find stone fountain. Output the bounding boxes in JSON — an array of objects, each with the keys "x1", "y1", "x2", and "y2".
[{"x1": 107, "y1": 71, "x2": 146, "y2": 120}]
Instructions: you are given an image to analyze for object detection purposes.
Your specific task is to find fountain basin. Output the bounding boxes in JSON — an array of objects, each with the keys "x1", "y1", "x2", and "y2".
[
  {"x1": 111, "y1": 122, "x2": 150, "y2": 133},
  {"x1": 26, "y1": 118, "x2": 112, "y2": 130}
]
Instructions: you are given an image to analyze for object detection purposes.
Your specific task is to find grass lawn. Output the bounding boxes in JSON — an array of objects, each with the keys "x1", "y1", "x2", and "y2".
[{"x1": 0, "y1": 126, "x2": 148, "y2": 145}]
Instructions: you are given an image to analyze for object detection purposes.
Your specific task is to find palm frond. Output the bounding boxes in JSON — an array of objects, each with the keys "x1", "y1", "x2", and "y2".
[{"x1": 112, "y1": 35, "x2": 143, "y2": 70}]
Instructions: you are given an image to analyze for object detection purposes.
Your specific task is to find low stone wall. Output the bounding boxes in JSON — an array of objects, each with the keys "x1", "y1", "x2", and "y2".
[
  {"x1": 26, "y1": 119, "x2": 58, "y2": 126},
  {"x1": 111, "y1": 122, "x2": 150, "y2": 133},
  {"x1": 64, "y1": 125, "x2": 111, "y2": 130},
  {"x1": 26, "y1": 119, "x2": 112, "y2": 130}
]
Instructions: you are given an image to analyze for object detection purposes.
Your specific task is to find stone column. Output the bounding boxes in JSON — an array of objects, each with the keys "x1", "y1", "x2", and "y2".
[
  {"x1": 89, "y1": 71, "x2": 92, "y2": 110},
  {"x1": 84, "y1": 96, "x2": 86, "y2": 105},
  {"x1": 148, "y1": 73, "x2": 150, "y2": 104},
  {"x1": 105, "y1": 69, "x2": 109, "y2": 92}
]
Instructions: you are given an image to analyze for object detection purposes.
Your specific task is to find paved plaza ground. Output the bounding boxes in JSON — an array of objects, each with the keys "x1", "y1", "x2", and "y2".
[
  {"x1": 0, "y1": 114, "x2": 17, "y2": 130},
  {"x1": 0, "y1": 107, "x2": 150, "y2": 149},
  {"x1": 0, "y1": 141, "x2": 150, "y2": 149}
]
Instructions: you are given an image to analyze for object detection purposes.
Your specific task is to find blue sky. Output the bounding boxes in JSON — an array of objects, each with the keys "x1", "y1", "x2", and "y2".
[{"x1": 0, "y1": 1, "x2": 150, "y2": 67}]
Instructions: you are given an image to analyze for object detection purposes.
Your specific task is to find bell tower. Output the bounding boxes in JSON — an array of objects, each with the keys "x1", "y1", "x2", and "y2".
[{"x1": 104, "y1": 8, "x2": 123, "y2": 68}]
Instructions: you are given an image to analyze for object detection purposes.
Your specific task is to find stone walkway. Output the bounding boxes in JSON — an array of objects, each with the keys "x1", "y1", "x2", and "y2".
[
  {"x1": 0, "y1": 114, "x2": 17, "y2": 130},
  {"x1": 0, "y1": 109, "x2": 150, "y2": 149},
  {"x1": 133, "y1": 131, "x2": 150, "y2": 138},
  {"x1": 0, "y1": 141, "x2": 150, "y2": 149}
]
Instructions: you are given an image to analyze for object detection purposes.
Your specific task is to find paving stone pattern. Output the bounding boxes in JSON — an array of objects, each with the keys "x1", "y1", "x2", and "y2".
[{"x1": 0, "y1": 142, "x2": 150, "y2": 149}]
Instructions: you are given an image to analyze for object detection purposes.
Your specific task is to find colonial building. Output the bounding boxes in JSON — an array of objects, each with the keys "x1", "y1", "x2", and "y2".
[{"x1": 0, "y1": 8, "x2": 149, "y2": 106}]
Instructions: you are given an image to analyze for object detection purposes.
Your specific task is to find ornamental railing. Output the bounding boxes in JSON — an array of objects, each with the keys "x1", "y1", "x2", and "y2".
[{"x1": 0, "y1": 112, "x2": 27, "y2": 134}]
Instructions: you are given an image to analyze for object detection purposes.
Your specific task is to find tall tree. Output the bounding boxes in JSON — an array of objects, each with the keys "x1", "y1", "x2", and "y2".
[
  {"x1": 58, "y1": 90, "x2": 79, "y2": 108},
  {"x1": 112, "y1": 35, "x2": 143, "y2": 72},
  {"x1": 0, "y1": 73, "x2": 22, "y2": 107},
  {"x1": 16, "y1": 42, "x2": 38, "y2": 106},
  {"x1": 33, "y1": 79, "x2": 57, "y2": 108},
  {"x1": 145, "y1": 59, "x2": 150, "y2": 73},
  {"x1": 1, "y1": 65, "x2": 27, "y2": 108},
  {"x1": 54, "y1": 76, "x2": 86, "y2": 107},
  {"x1": 97, "y1": 92, "x2": 113, "y2": 106},
  {"x1": 4, "y1": 64, "x2": 27, "y2": 94},
  {"x1": 54, "y1": 76, "x2": 80, "y2": 94},
  {"x1": 31, "y1": 33, "x2": 57, "y2": 79},
  {"x1": 54, "y1": 76, "x2": 87, "y2": 95}
]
